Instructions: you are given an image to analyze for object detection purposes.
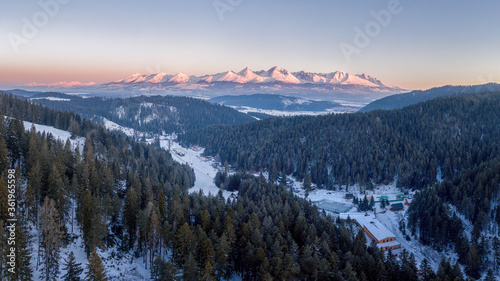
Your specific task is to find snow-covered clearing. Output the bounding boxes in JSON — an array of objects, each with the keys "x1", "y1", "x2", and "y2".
[
  {"x1": 232, "y1": 105, "x2": 358, "y2": 117},
  {"x1": 31, "y1": 97, "x2": 71, "y2": 101},
  {"x1": 30, "y1": 220, "x2": 151, "y2": 280},
  {"x1": 101, "y1": 118, "x2": 137, "y2": 138},
  {"x1": 159, "y1": 140, "x2": 236, "y2": 200},
  {"x1": 22, "y1": 120, "x2": 85, "y2": 152}
]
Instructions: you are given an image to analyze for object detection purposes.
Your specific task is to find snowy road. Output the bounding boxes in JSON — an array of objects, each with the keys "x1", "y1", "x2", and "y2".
[{"x1": 161, "y1": 141, "x2": 235, "y2": 199}]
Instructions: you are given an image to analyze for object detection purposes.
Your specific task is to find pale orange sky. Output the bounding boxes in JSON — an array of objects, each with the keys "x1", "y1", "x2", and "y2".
[{"x1": 1, "y1": 1, "x2": 500, "y2": 91}]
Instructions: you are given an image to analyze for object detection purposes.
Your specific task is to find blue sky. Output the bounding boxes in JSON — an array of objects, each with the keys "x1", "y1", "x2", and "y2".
[{"x1": 1, "y1": 0, "x2": 499, "y2": 89}]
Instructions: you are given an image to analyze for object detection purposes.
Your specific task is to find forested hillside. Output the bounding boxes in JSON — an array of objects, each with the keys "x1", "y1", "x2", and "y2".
[
  {"x1": 360, "y1": 84, "x2": 500, "y2": 112},
  {"x1": 0, "y1": 90, "x2": 467, "y2": 280},
  {"x1": 15, "y1": 92, "x2": 256, "y2": 134},
  {"x1": 181, "y1": 92, "x2": 500, "y2": 191},
  {"x1": 408, "y1": 157, "x2": 500, "y2": 279}
]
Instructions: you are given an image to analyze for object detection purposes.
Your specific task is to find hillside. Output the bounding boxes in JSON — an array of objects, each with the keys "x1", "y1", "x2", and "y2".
[
  {"x1": 209, "y1": 93, "x2": 350, "y2": 115},
  {"x1": 360, "y1": 83, "x2": 500, "y2": 112},
  {"x1": 181, "y1": 92, "x2": 500, "y2": 190},
  {"x1": 12, "y1": 92, "x2": 256, "y2": 134},
  {"x1": 0, "y1": 91, "x2": 452, "y2": 280}
]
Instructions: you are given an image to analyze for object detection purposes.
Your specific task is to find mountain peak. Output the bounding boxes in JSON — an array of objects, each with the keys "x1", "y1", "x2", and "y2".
[{"x1": 90, "y1": 67, "x2": 402, "y2": 92}]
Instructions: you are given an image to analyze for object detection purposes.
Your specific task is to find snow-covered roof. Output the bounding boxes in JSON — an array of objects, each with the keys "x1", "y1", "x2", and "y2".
[{"x1": 353, "y1": 216, "x2": 396, "y2": 242}]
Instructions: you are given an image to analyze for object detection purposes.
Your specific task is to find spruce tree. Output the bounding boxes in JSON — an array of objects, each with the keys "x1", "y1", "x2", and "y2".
[
  {"x1": 0, "y1": 220, "x2": 7, "y2": 278},
  {"x1": 80, "y1": 190, "x2": 106, "y2": 255},
  {"x1": 485, "y1": 268, "x2": 497, "y2": 281},
  {"x1": 39, "y1": 196, "x2": 63, "y2": 281},
  {"x1": 12, "y1": 224, "x2": 33, "y2": 281},
  {"x1": 62, "y1": 251, "x2": 83, "y2": 281},
  {"x1": 163, "y1": 259, "x2": 180, "y2": 281},
  {"x1": 466, "y1": 242, "x2": 481, "y2": 278},
  {"x1": 183, "y1": 253, "x2": 199, "y2": 281},
  {"x1": 124, "y1": 187, "x2": 139, "y2": 249},
  {"x1": 85, "y1": 251, "x2": 108, "y2": 281}
]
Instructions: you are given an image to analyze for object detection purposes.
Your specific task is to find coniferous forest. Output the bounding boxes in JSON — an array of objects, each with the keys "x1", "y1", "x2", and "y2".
[
  {"x1": 1, "y1": 91, "x2": 499, "y2": 280},
  {"x1": 181, "y1": 92, "x2": 500, "y2": 191},
  {"x1": 23, "y1": 93, "x2": 256, "y2": 135}
]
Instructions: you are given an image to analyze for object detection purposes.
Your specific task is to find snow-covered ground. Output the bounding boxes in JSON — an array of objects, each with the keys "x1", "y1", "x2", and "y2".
[
  {"x1": 101, "y1": 118, "x2": 137, "y2": 138},
  {"x1": 22, "y1": 122, "x2": 150, "y2": 280},
  {"x1": 22, "y1": 120, "x2": 85, "y2": 152},
  {"x1": 159, "y1": 140, "x2": 237, "y2": 200},
  {"x1": 30, "y1": 220, "x2": 152, "y2": 280},
  {"x1": 232, "y1": 105, "x2": 358, "y2": 117},
  {"x1": 31, "y1": 97, "x2": 71, "y2": 102},
  {"x1": 290, "y1": 179, "x2": 458, "y2": 271}
]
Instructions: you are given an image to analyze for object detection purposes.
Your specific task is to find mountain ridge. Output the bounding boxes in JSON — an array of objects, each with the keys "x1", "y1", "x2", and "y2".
[
  {"x1": 19, "y1": 67, "x2": 405, "y2": 103},
  {"x1": 360, "y1": 83, "x2": 500, "y2": 112}
]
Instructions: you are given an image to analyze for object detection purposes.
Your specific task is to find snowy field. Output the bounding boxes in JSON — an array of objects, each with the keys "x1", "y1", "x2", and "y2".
[
  {"x1": 232, "y1": 105, "x2": 359, "y2": 117},
  {"x1": 160, "y1": 140, "x2": 237, "y2": 200},
  {"x1": 101, "y1": 118, "x2": 137, "y2": 137},
  {"x1": 22, "y1": 120, "x2": 85, "y2": 152}
]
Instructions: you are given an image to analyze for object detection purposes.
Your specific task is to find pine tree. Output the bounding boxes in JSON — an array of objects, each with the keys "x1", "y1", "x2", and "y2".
[
  {"x1": 304, "y1": 171, "x2": 312, "y2": 191},
  {"x1": 0, "y1": 178, "x2": 8, "y2": 222},
  {"x1": 124, "y1": 187, "x2": 139, "y2": 249},
  {"x1": 494, "y1": 236, "x2": 500, "y2": 270},
  {"x1": 175, "y1": 222, "x2": 195, "y2": 265},
  {"x1": 151, "y1": 256, "x2": 166, "y2": 281},
  {"x1": 0, "y1": 137, "x2": 9, "y2": 173},
  {"x1": 39, "y1": 196, "x2": 64, "y2": 281},
  {"x1": 183, "y1": 253, "x2": 199, "y2": 281},
  {"x1": 80, "y1": 190, "x2": 106, "y2": 255},
  {"x1": 12, "y1": 224, "x2": 33, "y2": 281},
  {"x1": 0, "y1": 220, "x2": 7, "y2": 278},
  {"x1": 215, "y1": 233, "x2": 231, "y2": 280},
  {"x1": 485, "y1": 268, "x2": 497, "y2": 281},
  {"x1": 164, "y1": 259, "x2": 181, "y2": 281},
  {"x1": 85, "y1": 251, "x2": 108, "y2": 281},
  {"x1": 466, "y1": 242, "x2": 481, "y2": 278},
  {"x1": 420, "y1": 258, "x2": 434, "y2": 281},
  {"x1": 148, "y1": 209, "x2": 160, "y2": 266},
  {"x1": 62, "y1": 251, "x2": 83, "y2": 281}
]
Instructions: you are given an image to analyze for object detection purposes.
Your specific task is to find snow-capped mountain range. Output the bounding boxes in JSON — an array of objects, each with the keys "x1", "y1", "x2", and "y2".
[
  {"x1": 105, "y1": 66, "x2": 394, "y2": 88},
  {"x1": 20, "y1": 67, "x2": 405, "y2": 104}
]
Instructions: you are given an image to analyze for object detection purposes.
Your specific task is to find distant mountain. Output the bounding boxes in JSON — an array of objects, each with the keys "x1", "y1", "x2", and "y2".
[
  {"x1": 21, "y1": 67, "x2": 405, "y2": 104},
  {"x1": 209, "y1": 94, "x2": 344, "y2": 112},
  {"x1": 360, "y1": 83, "x2": 500, "y2": 112},
  {"x1": 3, "y1": 89, "x2": 42, "y2": 97}
]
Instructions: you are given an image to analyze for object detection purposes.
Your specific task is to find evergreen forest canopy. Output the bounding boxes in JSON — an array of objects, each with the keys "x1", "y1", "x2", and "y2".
[
  {"x1": 13, "y1": 92, "x2": 256, "y2": 135},
  {"x1": 181, "y1": 92, "x2": 500, "y2": 191},
  {"x1": 0, "y1": 91, "x2": 474, "y2": 279}
]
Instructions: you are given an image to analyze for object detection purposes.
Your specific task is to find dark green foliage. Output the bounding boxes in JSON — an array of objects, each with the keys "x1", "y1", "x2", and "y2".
[
  {"x1": 28, "y1": 94, "x2": 255, "y2": 134},
  {"x1": 360, "y1": 84, "x2": 500, "y2": 112},
  {"x1": 85, "y1": 251, "x2": 108, "y2": 281},
  {"x1": 158, "y1": 174, "x2": 429, "y2": 280},
  {"x1": 0, "y1": 92, "x2": 195, "y2": 280},
  {"x1": 485, "y1": 268, "x2": 497, "y2": 281},
  {"x1": 62, "y1": 252, "x2": 83, "y2": 281},
  {"x1": 181, "y1": 92, "x2": 500, "y2": 190},
  {"x1": 151, "y1": 257, "x2": 181, "y2": 281}
]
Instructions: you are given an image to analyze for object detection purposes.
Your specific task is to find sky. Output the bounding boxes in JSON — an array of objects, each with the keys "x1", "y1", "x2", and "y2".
[{"x1": 1, "y1": 0, "x2": 499, "y2": 90}]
